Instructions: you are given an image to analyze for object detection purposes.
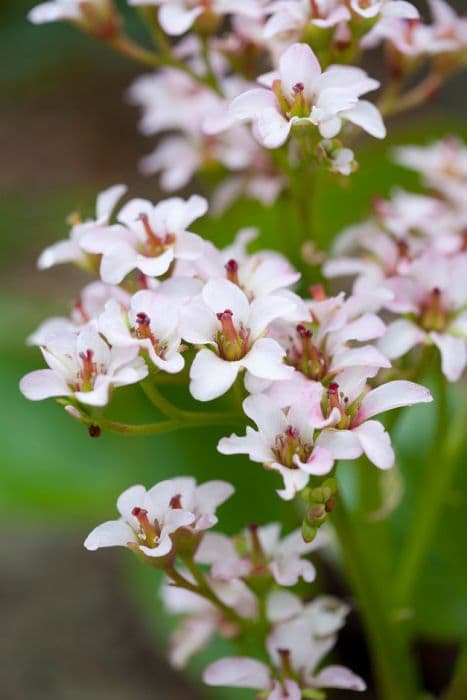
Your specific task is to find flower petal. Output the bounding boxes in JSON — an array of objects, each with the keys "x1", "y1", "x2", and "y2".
[
  {"x1": 203, "y1": 657, "x2": 271, "y2": 690},
  {"x1": 353, "y1": 420, "x2": 394, "y2": 470},
  {"x1": 20, "y1": 369, "x2": 69, "y2": 401},
  {"x1": 311, "y1": 665, "x2": 366, "y2": 691},
  {"x1": 84, "y1": 520, "x2": 135, "y2": 551},
  {"x1": 431, "y1": 332, "x2": 467, "y2": 382},
  {"x1": 190, "y1": 349, "x2": 240, "y2": 401},
  {"x1": 358, "y1": 380, "x2": 433, "y2": 421}
]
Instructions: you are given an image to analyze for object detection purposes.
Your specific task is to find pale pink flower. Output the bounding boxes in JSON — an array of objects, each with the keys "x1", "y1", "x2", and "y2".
[
  {"x1": 394, "y1": 137, "x2": 467, "y2": 210},
  {"x1": 20, "y1": 324, "x2": 148, "y2": 407},
  {"x1": 218, "y1": 391, "x2": 335, "y2": 499},
  {"x1": 27, "y1": 282, "x2": 130, "y2": 346},
  {"x1": 128, "y1": 0, "x2": 263, "y2": 36},
  {"x1": 161, "y1": 575, "x2": 257, "y2": 668},
  {"x1": 181, "y1": 278, "x2": 295, "y2": 401},
  {"x1": 204, "y1": 592, "x2": 365, "y2": 696},
  {"x1": 196, "y1": 523, "x2": 327, "y2": 585},
  {"x1": 350, "y1": 0, "x2": 418, "y2": 21},
  {"x1": 98, "y1": 290, "x2": 184, "y2": 373},
  {"x1": 80, "y1": 195, "x2": 207, "y2": 284},
  {"x1": 229, "y1": 43, "x2": 385, "y2": 148},
  {"x1": 37, "y1": 184, "x2": 126, "y2": 270},
  {"x1": 175, "y1": 227, "x2": 300, "y2": 299},
  {"x1": 84, "y1": 477, "x2": 234, "y2": 555},
  {"x1": 315, "y1": 378, "x2": 433, "y2": 469},
  {"x1": 379, "y1": 251, "x2": 467, "y2": 381},
  {"x1": 263, "y1": 0, "x2": 351, "y2": 42}
]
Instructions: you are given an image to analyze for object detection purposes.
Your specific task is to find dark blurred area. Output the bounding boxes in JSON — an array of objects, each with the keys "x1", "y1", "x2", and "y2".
[{"x1": 0, "y1": 1, "x2": 466, "y2": 699}]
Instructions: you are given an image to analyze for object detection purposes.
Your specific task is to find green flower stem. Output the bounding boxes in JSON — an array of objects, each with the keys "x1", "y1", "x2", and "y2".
[
  {"x1": 141, "y1": 379, "x2": 185, "y2": 420},
  {"x1": 394, "y1": 385, "x2": 466, "y2": 613},
  {"x1": 106, "y1": 35, "x2": 163, "y2": 67},
  {"x1": 332, "y1": 493, "x2": 418, "y2": 700},
  {"x1": 72, "y1": 407, "x2": 240, "y2": 436}
]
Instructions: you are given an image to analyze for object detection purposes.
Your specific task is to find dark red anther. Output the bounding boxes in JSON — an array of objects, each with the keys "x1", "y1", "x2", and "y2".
[
  {"x1": 293, "y1": 82, "x2": 304, "y2": 94},
  {"x1": 285, "y1": 425, "x2": 299, "y2": 439},
  {"x1": 132, "y1": 506, "x2": 147, "y2": 518},
  {"x1": 88, "y1": 424, "x2": 101, "y2": 438},
  {"x1": 225, "y1": 258, "x2": 240, "y2": 285},
  {"x1": 296, "y1": 323, "x2": 312, "y2": 338},
  {"x1": 328, "y1": 382, "x2": 339, "y2": 394},
  {"x1": 170, "y1": 494, "x2": 183, "y2": 509},
  {"x1": 136, "y1": 312, "x2": 151, "y2": 327}
]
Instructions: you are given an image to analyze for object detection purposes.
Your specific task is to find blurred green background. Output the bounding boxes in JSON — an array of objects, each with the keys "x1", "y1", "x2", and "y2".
[{"x1": 1, "y1": 1, "x2": 466, "y2": 698}]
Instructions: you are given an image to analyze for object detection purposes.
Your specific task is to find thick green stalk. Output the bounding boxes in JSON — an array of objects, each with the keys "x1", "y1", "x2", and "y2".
[
  {"x1": 332, "y1": 496, "x2": 418, "y2": 700},
  {"x1": 394, "y1": 384, "x2": 466, "y2": 612}
]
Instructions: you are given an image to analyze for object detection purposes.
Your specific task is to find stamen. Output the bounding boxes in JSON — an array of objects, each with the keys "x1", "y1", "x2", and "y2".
[{"x1": 225, "y1": 259, "x2": 240, "y2": 286}]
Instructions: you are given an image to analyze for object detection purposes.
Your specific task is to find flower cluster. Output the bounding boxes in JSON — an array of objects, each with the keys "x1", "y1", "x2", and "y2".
[
  {"x1": 86, "y1": 476, "x2": 366, "y2": 696},
  {"x1": 21, "y1": 187, "x2": 432, "y2": 501},
  {"x1": 324, "y1": 138, "x2": 467, "y2": 382}
]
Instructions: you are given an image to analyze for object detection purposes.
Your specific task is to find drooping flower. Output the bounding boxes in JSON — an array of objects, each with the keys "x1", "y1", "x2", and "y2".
[
  {"x1": 161, "y1": 574, "x2": 257, "y2": 668},
  {"x1": 196, "y1": 522, "x2": 328, "y2": 585},
  {"x1": 80, "y1": 195, "x2": 207, "y2": 284},
  {"x1": 84, "y1": 477, "x2": 234, "y2": 555},
  {"x1": 98, "y1": 290, "x2": 184, "y2": 374},
  {"x1": 218, "y1": 391, "x2": 334, "y2": 499},
  {"x1": 229, "y1": 43, "x2": 385, "y2": 148},
  {"x1": 37, "y1": 184, "x2": 126, "y2": 270},
  {"x1": 20, "y1": 324, "x2": 148, "y2": 407},
  {"x1": 181, "y1": 278, "x2": 296, "y2": 401}
]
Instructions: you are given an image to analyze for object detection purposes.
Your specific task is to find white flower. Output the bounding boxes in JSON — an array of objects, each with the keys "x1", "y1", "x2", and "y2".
[
  {"x1": 229, "y1": 43, "x2": 385, "y2": 148},
  {"x1": 128, "y1": 0, "x2": 263, "y2": 36},
  {"x1": 218, "y1": 391, "x2": 335, "y2": 499},
  {"x1": 350, "y1": 0, "x2": 418, "y2": 21},
  {"x1": 27, "y1": 282, "x2": 131, "y2": 346},
  {"x1": 161, "y1": 574, "x2": 256, "y2": 668},
  {"x1": 80, "y1": 195, "x2": 207, "y2": 284},
  {"x1": 196, "y1": 523, "x2": 328, "y2": 585},
  {"x1": 84, "y1": 477, "x2": 234, "y2": 555},
  {"x1": 37, "y1": 184, "x2": 126, "y2": 270},
  {"x1": 20, "y1": 324, "x2": 148, "y2": 407},
  {"x1": 378, "y1": 251, "x2": 467, "y2": 381},
  {"x1": 98, "y1": 290, "x2": 184, "y2": 373},
  {"x1": 315, "y1": 378, "x2": 433, "y2": 469},
  {"x1": 204, "y1": 592, "x2": 365, "y2": 696},
  {"x1": 263, "y1": 0, "x2": 351, "y2": 42},
  {"x1": 181, "y1": 278, "x2": 295, "y2": 401}
]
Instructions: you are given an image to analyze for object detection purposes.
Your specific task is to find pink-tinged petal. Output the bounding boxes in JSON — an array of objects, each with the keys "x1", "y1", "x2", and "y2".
[
  {"x1": 378, "y1": 318, "x2": 425, "y2": 359},
  {"x1": 96, "y1": 184, "x2": 127, "y2": 221},
  {"x1": 218, "y1": 428, "x2": 274, "y2": 463},
  {"x1": 353, "y1": 420, "x2": 394, "y2": 470},
  {"x1": 139, "y1": 534, "x2": 173, "y2": 558},
  {"x1": 271, "y1": 555, "x2": 316, "y2": 586},
  {"x1": 196, "y1": 481, "x2": 235, "y2": 514},
  {"x1": 271, "y1": 462, "x2": 310, "y2": 500},
  {"x1": 358, "y1": 380, "x2": 433, "y2": 421},
  {"x1": 84, "y1": 520, "x2": 135, "y2": 551},
  {"x1": 158, "y1": 3, "x2": 203, "y2": 35},
  {"x1": 248, "y1": 294, "x2": 297, "y2": 338},
  {"x1": 28, "y1": 2, "x2": 79, "y2": 23},
  {"x1": 242, "y1": 338, "x2": 293, "y2": 381},
  {"x1": 312, "y1": 665, "x2": 366, "y2": 691},
  {"x1": 100, "y1": 243, "x2": 138, "y2": 284},
  {"x1": 37, "y1": 240, "x2": 84, "y2": 269},
  {"x1": 117, "y1": 484, "x2": 146, "y2": 521},
  {"x1": 315, "y1": 429, "x2": 362, "y2": 460},
  {"x1": 229, "y1": 88, "x2": 277, "y2": 121},
  {"x1": 255, "y1": 107, "x2": 292, "y2": 149},
  {"x1": 203, "y1": 657, "x2": 271, "y2": 689},
  {"x1": 20, "y1": 369, "x2": 70, "y2": 401},
  {"x1": 383, "y1": 0, "x2": 419, "y2": 18},
  {"x1": 431, "y1": 332, "x2": 467, "y2": 382},
  {"x1": 165, "y1": 194, "x2": 208, "y2": 230},
  {"x1": 117, "y1": 197, "x2": 153, "y2": 228},
  {"x1": 267, "y1": 590, "x2": 303, "y2": 624},
  {"x1": 136, "y1": 249, "x2": 175, "y2": 277},
  {"x1": 190, "y1": 349, "x2": 240, "y2": 401},
  {"x1": 279, "y1": 43, "x2": 321, "y2": 102},
  {"x1": 181, "y1": 299, "x2": 218, "y2": 346},
  {"x1": 202, "y1": 278, "x2": 250, "y2": 324},
  {"x1": 295, "y1": 446, "x2": 334, "y2": 476},
  {"x1": 269, "y1": 680, "x2": 301, "y2": 700},
  {"x1": 195, "y1": 532, "x2": 239, "y2": 567},
  {"x1": 175, "y1": 231, "x2": 205, "y2": 261},
  {"x1": 341, "y1": 100, "x2": 386, "y2": 139},
  {"x1": 331, "y1": 345, "x2": 391, "y2": 372}
]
